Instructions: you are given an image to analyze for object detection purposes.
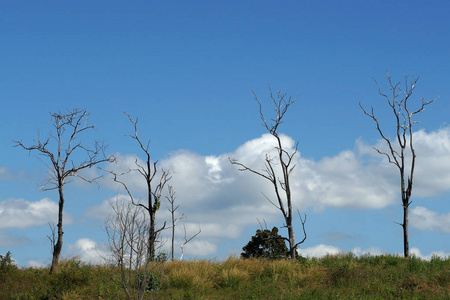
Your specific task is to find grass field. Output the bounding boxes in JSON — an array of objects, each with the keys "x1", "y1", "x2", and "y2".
[{"x1": 0, "y1": 253, "x2": 449, "y2": 299}]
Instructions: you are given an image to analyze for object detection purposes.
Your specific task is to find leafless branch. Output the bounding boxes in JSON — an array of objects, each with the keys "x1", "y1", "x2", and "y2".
[
  {"x1": 230, "y1": 88, "x2": 305, "y2": 259},
  {"x1": 105, "y1": 112, "x2": 173, "y2": 261},
  {"x1": 360, "y1": 72, "x2": 436, "y2": 257},
  {"x1": 46, "y1": 223, "x2": 57, "y2": 250},
  {"x1": 294, "y1": 211, "x2": 307, "y2": 248},
  {"x1": 13, "y1": 108, "x2": 114, "y2": 273},
  {"x1": 179, "y1": 224, "x2": 201, "y2": 260}
]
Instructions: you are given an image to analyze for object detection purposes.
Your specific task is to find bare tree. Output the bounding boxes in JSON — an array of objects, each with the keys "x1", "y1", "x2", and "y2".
[
  {"x1": 166, "y1": 185, "x2": 182, "y2": 261},
  {"x1": 107, "y1": 112, "x2": 171, "y2": 261},
  {"x1": 360, "y1": 73, "x2": 436, "y2": 258},
  {"x1": 14, "y1": 109, "x2": 114, "y2": 273},
  {"x1": 105, "y1": 197, "x2": 155, "y2": 300},
  {"x1": 166, "y1": 185, "x2": 201, "y2": 261},
  {"x1": 229, "y1": 88, "x2": 307, "y2": 259},
  {"x1": 179, "y1": 224, "x2": 201, "y2": 261}
]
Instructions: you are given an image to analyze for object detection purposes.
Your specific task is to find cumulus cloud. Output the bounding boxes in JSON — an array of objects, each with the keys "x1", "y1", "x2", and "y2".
[
  {"x1": 351, "y1": 246, "x2": 384, "y2": 256},
  {"x1": 305, "y1": 150, "x2": 397, "y2": 209},
  {"x1": 85, "y1": 127, "x2": 450, "y2": 260},
  {"x1": 84, "y1": 194, "x2": 132, "y2": 221},
  {"x1": 410, "y1": 206, "x2": 450, "y2": 233},
  {"x1": 158, "y1": 132, "x2": 402, "y2": 216},
  {"x1": 299, "y1": 245, "x2": 448, "y2": 260},
  {"x1": 410, "y1": 248, "x2": 450, "y2": 260},
  {"x1": 65, "y1": 238, "x2": 108, "y2": 264},
  {"x1": 357, "y1": 127, "x2": 450, "y2": 198},
  {"x1": 411, "y1": 128, "x2": 450, "y2": 197},
  {"x1": 27, "y1": 259, "x2": 47, "y2": 268},
  {"x1": 0, "y1": 198, "x2": 72, "y2": 229},
  {"x1": 178, "y1": 239, "x2": 218, "y2": 257},
  {"x1": 101, "y1": 128, "x2": 450, "y2": 220},
  {"x1": 299, "y1": 245, "x2": 386, "y2": 258}
]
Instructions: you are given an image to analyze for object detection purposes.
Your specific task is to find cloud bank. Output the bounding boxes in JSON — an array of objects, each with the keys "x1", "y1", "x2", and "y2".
[
  {"x1": 84, "y1": 127, "x2": 450, "y2": 258},
  {"x1": 410, "y1": 206, "x2": 450, "y2": 233},
  {"x1": 0, "y1": 198, "x2": 69, "y2": 229}
]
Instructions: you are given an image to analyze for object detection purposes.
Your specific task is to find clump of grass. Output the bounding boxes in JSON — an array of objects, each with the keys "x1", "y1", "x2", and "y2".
[{"x1": 0, "y1": 253, "x2": 448, "y2": 299}]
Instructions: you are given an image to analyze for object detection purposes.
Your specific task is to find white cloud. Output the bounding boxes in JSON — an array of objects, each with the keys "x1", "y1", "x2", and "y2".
[
  {"x1": 157, "y1": 132, "x2": 401, "y2": 217},
  {"x1": 351, "y1": 246, "x2": 384, "y2": 256},
  {"x1": 179, "y1": 240, "x2": 218, "y2": 257},
  {"x1": 357, "y1": 127, "x2": 450, "y2": 198},
  {"x1": 0, "y1": 198, "x2": 72, "y2": 229},
  {"x1": 297, "y1": 244, "x2": 341, "y2": 257},
  {"x1": 85, "y1": 128, "x2": 450, "y2": 260},
  {"x1": 298, "y1": 245, "x2": 449, "y2": 260},
  {"x1": 410, "y1": 206, "x2": 450, "y2": 233},
  {"x1": 27, "y1": 259, "x2": 47, "y2": 268},
  {"x1": 411, "y1": 128, "x2": 450, "y2": 197},
  {"x1": 84, "y1": 194, "x2": 132, "y2": 221},
  {"x1": 99, "y1": 154, "x2": 150, "y2": 193},
  {"x1": 65, "y1": 238, "x2": 108, "y2": 264},
  {"x1": 305, "y1": 150, "x2": 397, "y2": 209},
  {"x1": 183, "y1": 223, "x2": 240, "y2": 239},
  {"x1": 410, "y1": 247, "x2": 450, "y2": 260}
]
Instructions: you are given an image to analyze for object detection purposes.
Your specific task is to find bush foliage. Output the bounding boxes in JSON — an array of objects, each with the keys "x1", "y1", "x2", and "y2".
[{"x1": 241, "y1": 227, "x2": 289, "y2": 259}]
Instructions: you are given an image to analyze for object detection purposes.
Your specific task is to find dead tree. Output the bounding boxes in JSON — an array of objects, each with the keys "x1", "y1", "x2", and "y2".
[
  {"x1": 107, "y1": 112, "x2": 171, "y2": 261},
  {"x1": 179, "y1": 224, "x2": 201, "y2": 260},
  {"x1": 166, "y1": 185, "x2": 182, "y2": 261},
  {"x1": 360, "y1": 73, "x2": 436, "y2": 258},
  {"x1": 166, "y1": 185, "x2": 201, "y2": 261},
  {"x1": 105, "y1": 197, "x2": 153, "y2": 300},
  {"x1": 14, "y1": 109, "x2": 114, "y2": 273},
  {"x1": 229, "y1": 88, "x2": 307, "y2": 259}
]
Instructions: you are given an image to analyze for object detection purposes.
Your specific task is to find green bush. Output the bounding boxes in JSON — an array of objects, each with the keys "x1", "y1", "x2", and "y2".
[
  {"x1": 137, "y1": 270, "x2": 162, "y2": 292},
  {"x1": 241, "y1": 227, "x2": 289, "y2": 259},
  {"x1": 0, "y1": 251, "x2": 17, "y2": 273}
]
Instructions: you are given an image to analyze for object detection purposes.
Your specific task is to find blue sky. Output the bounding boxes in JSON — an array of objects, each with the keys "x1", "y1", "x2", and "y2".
[{"x1": 0, "y1": 1, "x2": 449, "y2": 266}]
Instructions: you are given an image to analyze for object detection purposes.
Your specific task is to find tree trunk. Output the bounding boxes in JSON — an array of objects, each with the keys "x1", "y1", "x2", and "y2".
[
  {"x1": 403, "y1": 203, "x2": 409, "y2": 258},
  {"x1": 50, "y1": 183, "x2": 64, "y2": 273},
  {"x1": 171, "y1": 212, "x2": 175, "y2": 261},
  {"x1": 288, "y1": 225, "x2": 296, "y2": 259},
  {"x1": 148, "y1": 209, "x2": 156, "y2": 261}
]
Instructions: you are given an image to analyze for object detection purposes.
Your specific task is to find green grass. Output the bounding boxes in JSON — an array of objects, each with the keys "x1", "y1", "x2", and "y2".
[{"x1": 0, "y1": 254, "x2": 448, "y2": 299}]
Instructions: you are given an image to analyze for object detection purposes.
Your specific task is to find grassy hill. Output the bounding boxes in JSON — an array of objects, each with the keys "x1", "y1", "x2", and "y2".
[{"x1": 0, "y1": 253, "x2": 449, "y2": 299}]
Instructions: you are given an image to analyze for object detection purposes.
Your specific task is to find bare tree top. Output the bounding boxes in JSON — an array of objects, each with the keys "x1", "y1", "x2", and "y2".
[
  {"x1": 359, "y1": 72, "x2": 437, "y2": 169},
  {"x1": 13, "y1": 108, "x2": 114, "y2": 190},
  {"x1": 253, "y1": 86, "x2": 298, "y2": 136}
]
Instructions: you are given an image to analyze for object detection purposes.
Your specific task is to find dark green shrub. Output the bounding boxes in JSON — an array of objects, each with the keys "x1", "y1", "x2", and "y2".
[
  {"x1": 0, "y1": 251, "x2": 17, "y2": 273},
  {"x1": 137, "y1": 270, "x2": 162, "y2": 292},
  {"x1": 241, "y1": 227, "x2": 289, "y2": 259}
]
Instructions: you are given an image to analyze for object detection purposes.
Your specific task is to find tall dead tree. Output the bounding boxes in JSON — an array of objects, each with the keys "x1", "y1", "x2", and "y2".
[
  {"x1": 230, "y1": 88, "x2": 306, "y2": 259},
  {"x1": 14, "y1": 109, "x2": 114, "y2": 273},
  {"x1": 108, "y1": 112, "x2": 171, "y2": 261},
  {"x1": 360, "y1": 73, "x2": 436, "y2": 258}
]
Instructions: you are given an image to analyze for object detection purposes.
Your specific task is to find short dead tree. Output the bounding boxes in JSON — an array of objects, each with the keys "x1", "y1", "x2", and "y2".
[
  {"x1": 105, "y1": 196, "x2": 162, "y2": 300},
  {"x1": 166, "y1": 185, "x2": 201, "y2": 261}
]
